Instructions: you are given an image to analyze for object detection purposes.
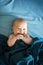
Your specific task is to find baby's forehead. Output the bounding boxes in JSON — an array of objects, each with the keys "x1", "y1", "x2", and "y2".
[{"x1": 13, "y1": 19, "x2": 27, "y2": 26}]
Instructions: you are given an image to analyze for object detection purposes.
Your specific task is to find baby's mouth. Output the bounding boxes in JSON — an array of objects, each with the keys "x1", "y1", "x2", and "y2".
[
  {"x1": 16, "y1": 33, "x2": 24, "y2": 35},
  {"x1": 13, "y1": 33, "x2": 23, "y2": 36}
]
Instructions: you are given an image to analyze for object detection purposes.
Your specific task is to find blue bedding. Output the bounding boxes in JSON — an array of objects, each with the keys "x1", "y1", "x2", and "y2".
[
  {"x1": 0, "y1": 34, "x2": 43, "y2": 65},
  {"x1": 0, "y1": 0, "x2": 43, "y2": 38},
  {"x1": 0, "y1": 0, "x2": 43, "y2": 65}
]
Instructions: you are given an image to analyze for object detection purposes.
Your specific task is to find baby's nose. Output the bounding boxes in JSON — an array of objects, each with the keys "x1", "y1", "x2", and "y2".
[{"x1": 20, "y1": 29, "x2": 24, "y2": 34}]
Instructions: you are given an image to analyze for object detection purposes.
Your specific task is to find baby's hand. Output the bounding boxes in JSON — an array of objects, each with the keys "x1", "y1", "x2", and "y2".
[
  {"x1": 21, "y1": 34, "x2": 32, "y2": 44},
  {"x1": 15, "y1": 34, "x2": 23, "y2": 40},
  {"x1": 7, "y1": 34, "x2": 24, "y2": 47},
  {"x1": 23, "y1": 34, "x2": 30, "y2": 38}
]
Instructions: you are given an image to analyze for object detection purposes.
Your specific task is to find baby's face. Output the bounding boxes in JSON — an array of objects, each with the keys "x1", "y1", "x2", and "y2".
[{"x1": 12, "y1": 21, "x2": 27, "y2": 36}]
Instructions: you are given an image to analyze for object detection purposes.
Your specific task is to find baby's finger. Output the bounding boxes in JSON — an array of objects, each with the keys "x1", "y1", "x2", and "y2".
[{"x1": 19, "y1": 35, "x2": 23, "y2": 39}]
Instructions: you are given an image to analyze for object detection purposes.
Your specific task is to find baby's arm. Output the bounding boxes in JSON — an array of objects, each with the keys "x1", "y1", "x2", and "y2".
[
  {"x1": 7, "y1": 34, "x2": 17, "y2": 47},
  {"x1": 22, "y1": 34, "x2": 32, "y2": 45},
  {"x1": 7, "y1": 34, "x2": 23, "y2": 47}
]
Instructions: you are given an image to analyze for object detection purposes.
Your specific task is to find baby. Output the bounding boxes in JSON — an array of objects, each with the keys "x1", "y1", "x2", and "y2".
[{"x1": 7, "y1": 18, "x2": 32, "y2": 47}]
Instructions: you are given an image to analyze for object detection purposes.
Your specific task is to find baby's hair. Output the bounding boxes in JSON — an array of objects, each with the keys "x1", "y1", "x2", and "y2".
[
  {"x1": 11, "y1": 18, "x2": 25, "y2": 32},
  {"x1": 12, "y1": 18, "x2": 25, "y2": 27}
]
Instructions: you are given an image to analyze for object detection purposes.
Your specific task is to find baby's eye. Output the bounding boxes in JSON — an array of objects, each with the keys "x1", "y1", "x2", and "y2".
[
  {"x1": 23, "y1": 29, "x2": 25, "y2": 30},
  {"x1": 18, "y1": 28, "x2": 21, "y2": 30}
]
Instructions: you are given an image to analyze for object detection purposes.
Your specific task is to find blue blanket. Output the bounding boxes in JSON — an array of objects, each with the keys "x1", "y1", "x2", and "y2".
[{"x1": 0, "y1": 35, "x2": 43, "y2": 65}]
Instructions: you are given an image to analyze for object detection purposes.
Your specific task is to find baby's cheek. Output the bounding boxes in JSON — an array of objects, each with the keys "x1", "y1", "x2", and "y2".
[
  {"x1": 25, "y1": 30, "x2": 27, "y2": 34},
  {"x1": 17, "y1": 30, "x2": 20, "y2": 33},
  {"x1": 24, "y1": 31, "x2": 27, "y2": 34}
]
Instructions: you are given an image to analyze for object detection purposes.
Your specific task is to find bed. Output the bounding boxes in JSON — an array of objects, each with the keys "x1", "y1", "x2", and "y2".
[{"x1": 0, "y1": 0, "x2": 43, "y2": 65}]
